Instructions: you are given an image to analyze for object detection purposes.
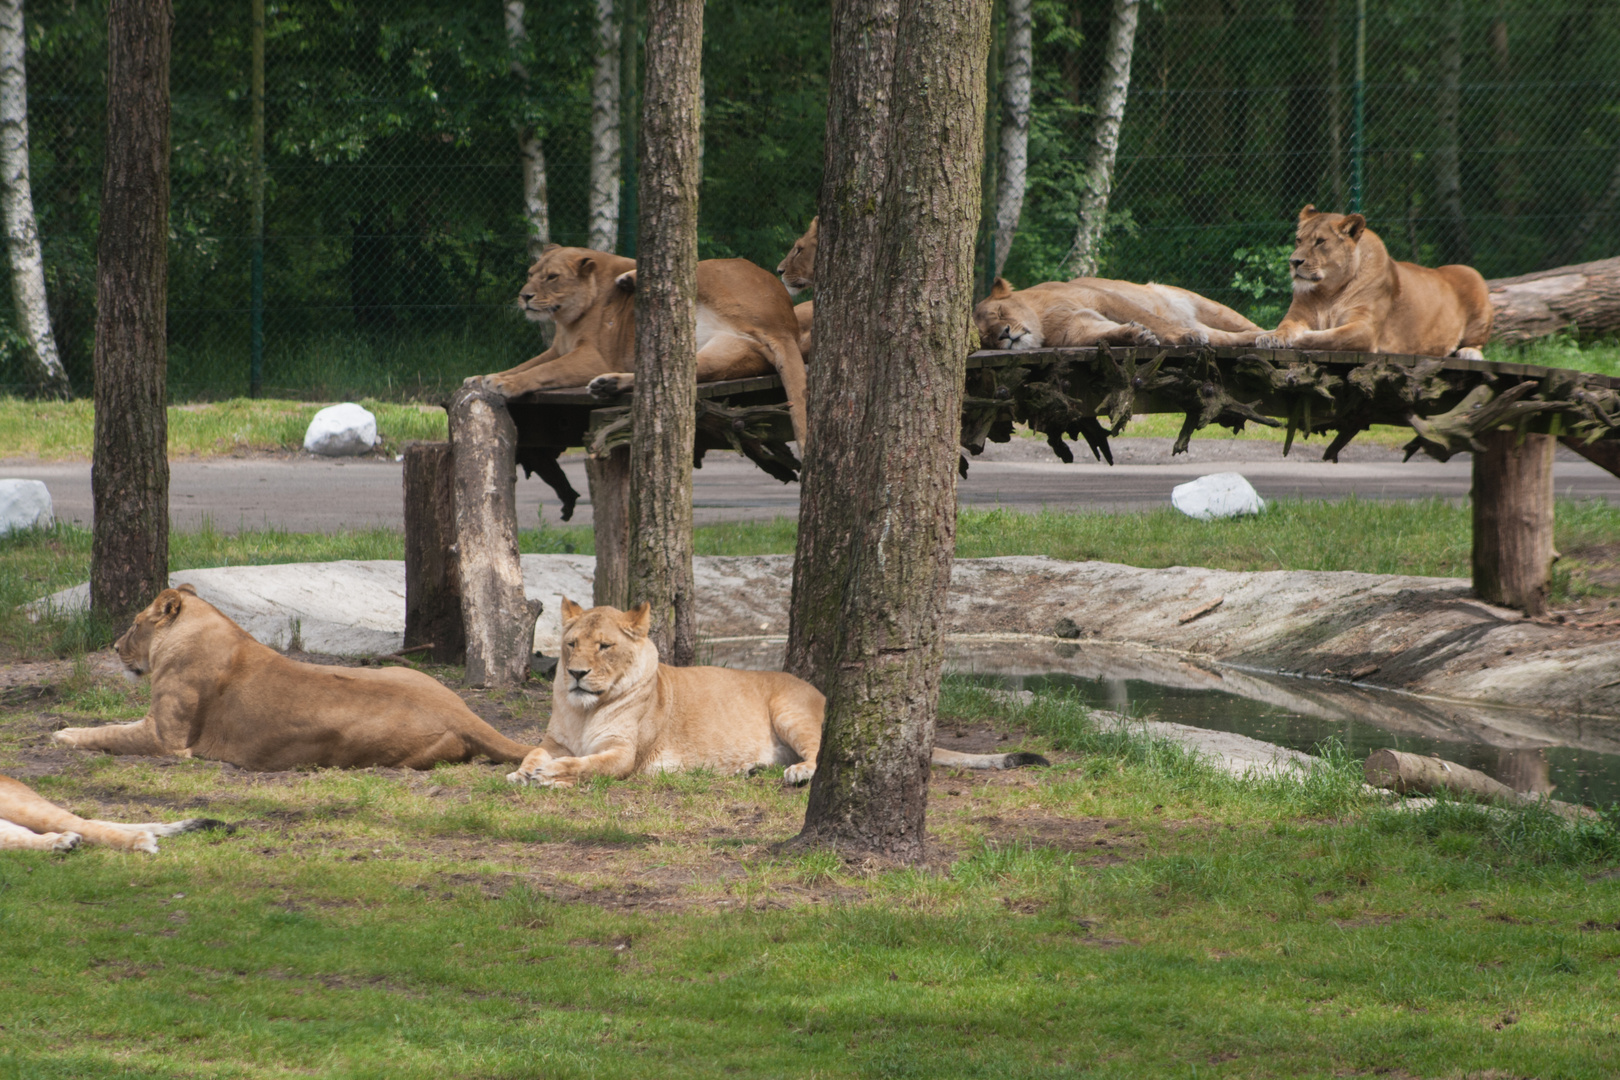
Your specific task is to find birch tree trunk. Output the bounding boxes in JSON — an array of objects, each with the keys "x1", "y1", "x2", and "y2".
[
  {"x1": 626, "y1": 0, "x2": 701, "y2": 666},
  {"x1": 1435, "y1": 0, "x2": 1471, "y2": 265},
  {"x1": 503, "y1": 0, "x2": 550, "y2": 262},
  {"x1": 588, "y1": 0, "x2": 622, "y2": 252},
  {"x1": 91, "y1": 0, "x2": 171, "y2": 623},
  {"x1": 991, "y1": 0, "x2": 1030, "y2": 280},
  {"x1": 788, "y1": 0, "x2": 991, "y2": 862},
  {"x1": 1063, "y1": 0, "x2": 1139, "y2": 279},
  {"x1": 0, "y1": 0, "x2": 68, "y2": 396}
]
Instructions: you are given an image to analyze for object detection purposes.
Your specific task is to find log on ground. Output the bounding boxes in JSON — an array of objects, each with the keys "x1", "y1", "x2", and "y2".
[
  {"x1": 1488, "y1": 256, "x2": 1620, "y2": 345},
  {"x1": 1363, "y1": 748, "x2": 1594, "y2": 821}
]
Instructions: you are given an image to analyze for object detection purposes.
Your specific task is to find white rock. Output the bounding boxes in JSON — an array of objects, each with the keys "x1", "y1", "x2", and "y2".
[
  {"x1": 1171, "y1": 472, "x2": 1266, "y2": 520},
  {"x1": 0, "y1": 479, "x2": 53, "y2": 535},
  {"x1": 303, "y1": 403, "x2": 378, "y2": 457}
]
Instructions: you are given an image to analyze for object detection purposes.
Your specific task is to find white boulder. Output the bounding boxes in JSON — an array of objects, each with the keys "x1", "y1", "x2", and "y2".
[
  {"x1": 1171, "y1": 472, "x2": 1266, "y2": 521},
  {"x1": 303, "y1": 403, "x2": 378, "y2": 457},
  {"x1": 0, "y1": 479, "x2": 53, "y2": 535}
]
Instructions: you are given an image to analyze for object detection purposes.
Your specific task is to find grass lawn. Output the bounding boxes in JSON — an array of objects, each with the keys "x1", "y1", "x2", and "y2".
[
  {"x1": 3, "y1": 677, "x2": 1619, "y2": 1078},
  {"x1": 3, "y1": 497, "x2": 1619, "y2": 660}
]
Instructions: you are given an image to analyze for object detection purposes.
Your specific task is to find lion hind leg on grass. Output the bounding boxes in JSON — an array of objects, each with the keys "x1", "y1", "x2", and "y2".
[{"x1": 0, "y1": 817, "x2": 80, "y2": 852}]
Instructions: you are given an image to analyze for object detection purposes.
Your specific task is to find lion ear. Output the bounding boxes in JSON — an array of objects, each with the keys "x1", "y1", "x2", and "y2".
[
  {"x1": 1338, "y1": 213, "x2": 1366, "y2": 241},
  {"x1": 1298, "y1": 204, "x2": 1320, "y2": 222},
  {"x1": 807, "y1": 216, "x2": 818, "y2": 233},
  {"x1": 176, "y1": 583, "x2": 198, "y2": 595},
  {"x1": 621, "y1": 602, "x2": 652, "y2": 638},
  {"x1": 156, "y1": 589, "x2": 185, "y2": 621},
  {"x1": 541, "y1": 242, "x2": 559, "y2": 254},
  {"x1": 560, "y1": 597, "x2": 585, "y2": 624},
  {"x1": 577, "y1": 255, "x2": 596, "y2": 277},
  {"x1": 989, "y1": 277, "x2": 1013, "y2": 299}
]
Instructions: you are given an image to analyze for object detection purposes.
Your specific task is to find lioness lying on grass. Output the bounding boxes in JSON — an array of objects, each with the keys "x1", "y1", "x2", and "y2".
[
  {"x1": 0, "y1": 774, "x2": 220, "y2": 853},
  {"x1": 54, "y1": 586, "x2": 535, "y2": 771},
  {"x1": 506, "y1": 599, "x2": 1048, "y2": 788}
]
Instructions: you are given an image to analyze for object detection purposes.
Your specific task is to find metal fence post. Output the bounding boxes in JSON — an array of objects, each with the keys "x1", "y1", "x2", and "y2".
[
  {"x1": 249, "y1": 0, "x2": 264, "y2": 397},
  {"x1": 1349, "y1": 0, "x2": 1365, "y2": 214}
]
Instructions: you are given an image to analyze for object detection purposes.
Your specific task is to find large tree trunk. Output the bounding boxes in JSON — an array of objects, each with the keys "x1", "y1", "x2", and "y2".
[
  {"x1": 990, "y1": 0, "x2": 1030, "y2": 280},
  {"x1": 91, "y1": 0, "x2": 171, "y2": 625},
  {"x1": 788, "y1": 0, "x2": 990, "y2": 862},
  {"x1": 1487, "y1": 257, "x2": 1620, "y2": 344},
  {"x1": 1063, "y1": 0, "x2": 1139, "y2": 279},
  {"x1": 504, "y1": 0, "x2": 550, "y2": 262},
  {"x1": 626, "y1": 0, "x2": 701, "y2": 665},
  {"x1": 1472, "y1": 429, "x2": 1553, "y2": 617},
  {"x1": 0, "y1": 0, "x2": 67, "y2": 396},
  {"x1": 1435, "y1": 0, "x2": 1471, "y2": 265},
  {"x1": 588, "y1": 0, "x2": 622, "y2": 252}
]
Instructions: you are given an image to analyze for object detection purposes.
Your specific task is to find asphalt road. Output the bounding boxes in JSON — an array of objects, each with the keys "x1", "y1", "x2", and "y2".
[{"x1": 4, "y1": 435, "x2": 1615, "y2": 533}]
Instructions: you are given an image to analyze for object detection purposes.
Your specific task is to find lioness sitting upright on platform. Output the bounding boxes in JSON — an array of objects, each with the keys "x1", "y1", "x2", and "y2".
[
  {"x1": 469, "y1": 245, "x2": 809, "y2": 445},
  {"x1": 975, "y1": 277, "x2": 1264, "y2": 351},
  {"x1": 1254, "y1": 205, "x2": 1492, "y2": 357},
  {"x1": 506, "y1": 599, "x2": 1048, "y2": 788},
  {"x1": 54, "y1": 586, "x2": 535, "y2": 771},
  {"x1": 775, "y1": 217, "x2": 817, "y2": 362}
]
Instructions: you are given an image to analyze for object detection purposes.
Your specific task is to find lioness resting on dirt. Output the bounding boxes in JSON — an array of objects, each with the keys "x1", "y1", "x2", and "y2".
[
  {"x1": 1254, "y1": 205, "x2": 1492, "y2": 357},
  {"x1": 506, "y1": 599, "x2": 1048, "y2": 788},
  {"x1": 975, "y1": 276, "x2": 1264, "y2": 351},
  {"x1": 53, "y1": 586, "x2": 535, "y2": 771},
  {"x1": 0, "y1": 774, "x2": 221, "y2": 853},
  {"x1": 775, "y1": 217, "x2": 816, "y2": 362},
  {"x1": 469, "y1": 244, "x2": 809, "y2": 446}
]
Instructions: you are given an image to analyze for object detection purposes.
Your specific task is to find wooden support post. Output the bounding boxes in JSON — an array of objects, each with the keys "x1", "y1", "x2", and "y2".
[
  {"x1": 403, "y1": 441, "x2": 464, "y2": 663},
  {"x1": 448, "y1": 387, "x2": 540, "y2": 688},
  {"x1": 1472, "y1": 428, "x2": 1555, "y2": 616},
  {"x1": 585, "y1": 444, "x2": 630, "y2": 610}
]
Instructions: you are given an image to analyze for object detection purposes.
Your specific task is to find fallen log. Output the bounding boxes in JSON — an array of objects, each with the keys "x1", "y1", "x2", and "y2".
[
  {"x1": 1488, "y1": 257, "x2": 1620, "y2": 345},
  {"x1": 1363, "y1": 748, "x2": 1595, "y2": 821}
]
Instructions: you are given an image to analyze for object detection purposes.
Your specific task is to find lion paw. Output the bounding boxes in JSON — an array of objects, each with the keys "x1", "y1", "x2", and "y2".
[
  {"x1": 588, "y1": 374, "x2": 633, "y2": 399},
  {"x1": 1453, "y1": 346, "x2": 1485, "y2": 360},
  {"x1": 1172, "y1": 329, "x2": 1210, "y2": 348},
  {"x1": 52, "y1": 728, "x2": 81, "y2": 747},
  {"x1": 47, "y1": 831, "x2": 81, "y2": 852},
  {"x1": 783, "y1": 762, "x2": 815, "y2": 786},
  {"x1": 463, "y1": 374, "x2": 513, "y2": 398},
  {"x1": 1254, "y1": 332, "x2": 1291, "y2": 350},
  {"x1": 1126, "y1": 323, "x2": 1159, "y2": 346},
  {"x1": 131, "y1": 830, "x2": 158, "y2": 855}
]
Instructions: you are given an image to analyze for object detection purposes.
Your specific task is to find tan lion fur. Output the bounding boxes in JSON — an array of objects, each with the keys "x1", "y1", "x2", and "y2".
[
  {"x1": 0, "y1": 774, "x2": 219, "y2": 853},
  {"x1": 1254, "y1": 205, "x2": 1492, "y2": 357},
  {"x1": 975, "y1": 277, "x2": 1264, "y2": 351},
  {"x1": 471, "y1": 245, "x2": 810, "y2": 445},
  {"x1": 775, "y1": 217, "x2": 817, "y2": 362},
  {"x1": 53, "y1": 586, "x2": 535, "y2": 772},
  {"x1": 507, "y1": 600, "x2": 1047, "y2": 789}
]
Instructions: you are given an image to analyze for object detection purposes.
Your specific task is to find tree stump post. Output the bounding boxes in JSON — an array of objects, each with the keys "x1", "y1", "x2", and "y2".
[
  {"x1": 403, "y1": 441, "x2": 465, "y2": 664},
  {"x1": 448, "y1": 387, "x2": 539, "y2": 688},
  {"x1": 1472, "y1": 428, "x2": 1555, "y2": 616},
  {"x1": 585, "y1": 445, "x2": 630, "y2": 610}
]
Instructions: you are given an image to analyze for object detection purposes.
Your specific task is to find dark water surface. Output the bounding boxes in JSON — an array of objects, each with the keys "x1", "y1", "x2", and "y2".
[{"x1": 705, "y1": 636, "x2": 1620, "y2": 810}]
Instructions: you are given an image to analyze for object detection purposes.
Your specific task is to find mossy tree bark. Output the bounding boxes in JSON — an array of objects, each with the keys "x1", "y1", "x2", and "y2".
[
  {"x1": 626, "y1": 0, "x2": 701, "y2": 664},
  {"x1": 787, "y1": 0, "x2": 991, "y2": 862},
  {"x1": 91, "y1": 0, "x2": 172, "y2": 625}
]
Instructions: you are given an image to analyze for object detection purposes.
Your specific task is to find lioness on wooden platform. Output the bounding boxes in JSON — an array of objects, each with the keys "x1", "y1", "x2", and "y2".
[
  {"x1": 0, "y1": 774, "x2": 222, "y2": 853},
  {"x1": 469, "y1": 244, "x2": 809, "y2": 445},
  {"x1": 974, "y1": 276, "x2": 1264, "y2": 351},
  {"x1": 1254, "y1": 205, "x2": 1492, "y2": 357},
  {"x1": 505, "y1": 599, "x2": 1049, "y2": 789},
  {"x1": 774, "y1": 216, "x2": 816, "y2": 362},
  {"x1": 53, "y1": 586, "x2": 535, "y2": 771}
]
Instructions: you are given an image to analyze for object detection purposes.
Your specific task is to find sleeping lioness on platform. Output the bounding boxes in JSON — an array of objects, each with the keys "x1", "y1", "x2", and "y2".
[
  {"x1": 505, "y1": 599, "x2": 1048, "y2": 788},
  {"x1": 0, "y1": 774, "x2": 222, "y2": 853},
  {"x1": 1254, "y1": 205, "x2": 1492, "y2": 357},
  {"x1": 53, "y1": 586, "x2": 535, "y2": 772},
  {"x1": 975, "y1": 277, "x2": 1264, "y2": 351},
  {"x1": 468, "y1": 244, "x2": 809, "y2": 445}
]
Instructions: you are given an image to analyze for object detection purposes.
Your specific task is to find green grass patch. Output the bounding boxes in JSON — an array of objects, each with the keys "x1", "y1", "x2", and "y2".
[
  {"x1": 5, "y1": 497, "x2": 1619, "y2": 659},
  {"x1": 3, "y1": 677, "x2": 1619, "y2": 1077},
  {"x1": 0, "y1": 397, "x2": 449, "y2": 461}
]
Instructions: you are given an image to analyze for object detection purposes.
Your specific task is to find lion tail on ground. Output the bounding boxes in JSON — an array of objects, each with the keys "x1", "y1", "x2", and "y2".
[
  {"x1": 466, "y1": 726, "x2": 538, "y2": 766},
  {"x1": 930, "y1": 748, "x2": 1051, "y2": 771},
  {"x1": 149, "y1": 818, "x2": 232, "y2": 837}
]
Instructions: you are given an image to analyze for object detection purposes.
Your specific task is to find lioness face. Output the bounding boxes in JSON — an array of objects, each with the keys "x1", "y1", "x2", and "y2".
[
  {"x1": 1288, "y1": 205, "x2": 1366, "y2": 293},
  {"x1": 114, "y1": 586, "x2": 191, "y2": 676},
  {"x1": 558, "y1": 598, "x2": 653, "y2": 709},
  {"x1": 775, "y1": 217, "x2": 817, "y2": 296},
  {"x1": 518, "y1": 246, "x2": 603, "y2": 325}
]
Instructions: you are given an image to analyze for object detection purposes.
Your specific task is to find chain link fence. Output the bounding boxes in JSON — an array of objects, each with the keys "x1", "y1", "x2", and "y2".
[{"x1": 5, "y1": 0, "x2": 1617, "y2": 399}]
